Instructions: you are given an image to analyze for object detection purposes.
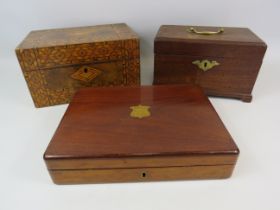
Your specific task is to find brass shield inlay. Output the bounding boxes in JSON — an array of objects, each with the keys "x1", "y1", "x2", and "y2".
[
  {"x1": 130, "y1": 105, "x2": 151, "y2": 119},
  {"x1": 71, "y1": 66, "x2": 102, "y2": 82}
]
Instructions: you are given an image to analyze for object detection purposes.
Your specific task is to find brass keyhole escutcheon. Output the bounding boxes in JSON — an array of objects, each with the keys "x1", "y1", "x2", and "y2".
[{"x1": 192, "y1": 59, "x2": 220, "y2": 71}]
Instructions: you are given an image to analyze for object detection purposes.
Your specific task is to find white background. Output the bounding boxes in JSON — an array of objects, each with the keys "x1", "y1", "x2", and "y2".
[{"x1": 1, "y1": 0, "x2": 280, "y2": 209}]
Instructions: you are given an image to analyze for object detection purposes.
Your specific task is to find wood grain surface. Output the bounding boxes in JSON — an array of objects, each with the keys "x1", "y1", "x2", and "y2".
[
  {"x1": 15, "y1": 23, "x2": 140, "y2": 107},
  {"x1": 49, "y1": 165, "x2": 236, "y2": 184},
  {"x1": 154, "y1": 25, "x2": 267, "y2": 102},
  {"x1": 44, "y1": 85, "x2": 239, "y2": 184}
]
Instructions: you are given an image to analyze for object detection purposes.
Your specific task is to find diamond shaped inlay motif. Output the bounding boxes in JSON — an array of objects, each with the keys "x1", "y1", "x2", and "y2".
[{"x1": 71, "y1": 66, "x2": 102, "y2": 82}]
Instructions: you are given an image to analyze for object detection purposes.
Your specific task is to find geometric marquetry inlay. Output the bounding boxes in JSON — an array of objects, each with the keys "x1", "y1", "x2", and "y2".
[{"x1": 71, "y1": 66, "x2": 102, "y2": 82}]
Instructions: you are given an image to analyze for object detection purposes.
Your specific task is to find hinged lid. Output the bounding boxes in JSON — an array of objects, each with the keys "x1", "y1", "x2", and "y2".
[
  {"x1": 44, "y1": 85, "x2": 239, "y2": 170},
  {"x1": 155, "y1": 25, "x2": 267, "y2": 58},
  {"x1": 16, "y1": 23, "x2": 139, "y2": 71}
]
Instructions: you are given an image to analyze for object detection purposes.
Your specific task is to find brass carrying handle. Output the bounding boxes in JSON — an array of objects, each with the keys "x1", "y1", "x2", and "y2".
[{"x1": 188, "y1": 27, "x2": 224, "y2": 35}]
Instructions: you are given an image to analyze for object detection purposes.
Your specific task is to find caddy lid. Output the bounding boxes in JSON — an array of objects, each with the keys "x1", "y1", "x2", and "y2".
[
  {"x1": 17, "y1": 23, "x2": 138, "y2": 49},
  {"x1": 155, "y1": 25, "x2": 267, "y2": 58},
  {"x1": 44, "y1": 85, "x2": 239, "y2": 170},
  {"x1": 16, "y1": 23, "x2": 139, "y2": 70}
]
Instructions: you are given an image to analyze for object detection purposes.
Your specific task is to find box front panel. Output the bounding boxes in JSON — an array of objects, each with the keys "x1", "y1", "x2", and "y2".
[
  {"x1": 46, "y1": 155, "x2": 239, "y2": 184},
  {"x1": 24, "y1": 59, "x2": 140, "y2": 107},
  {"x1": 154, "y1": 54, "x2": 263, "y2": 101},
  {"x1": 49, "y1": 164, "x2": 236, "y2": 184},
  {"x1": 16, "y1": 37, "x2": 140, "y2": 107}
]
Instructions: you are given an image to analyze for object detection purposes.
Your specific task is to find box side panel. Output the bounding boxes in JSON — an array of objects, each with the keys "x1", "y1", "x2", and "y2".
[
  {"x1": 123, "y1": 38, "x2": 140, "y2": 59},
  {"x1": 48, "y1": 164, "x2": 236, "y2": 184},
  {"x1": 123, "y1": 39, "x2": 140, "y2": 85},
  {"x1": 22, "y1": 70, "x2": 52, "y2": 107},
  {"x1": 16, "y1": 48, "x2": 49, "y2": 107},
  {"x1": 15, "y1": 48, "x2": 39, "y2": 71},
  {"x1": 123, "y1": 57, "x2": 140, "y2": 86}
]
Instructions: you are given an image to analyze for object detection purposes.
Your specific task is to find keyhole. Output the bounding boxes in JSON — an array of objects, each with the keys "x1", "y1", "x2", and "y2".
[
  {"x1": 141, "y1": 172, "x2": 146, "y2": 178},
  {"x1": 204, "y1": 62, "x2": 207, "y2": 68},
  {"x1": 84, "y1": 68, "x2": 88, "y2": 73}
]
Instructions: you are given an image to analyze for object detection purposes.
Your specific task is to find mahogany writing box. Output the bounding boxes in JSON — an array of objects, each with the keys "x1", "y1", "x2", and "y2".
[
  {"x1": 16, "y1": 23, "x2": 140, "y2": 107},
  {"x1": 154, "y1": 25, "x2": 267, "y2": 102},
  {"x1": 44, "y1": 85, "x2": 239, "y2": 184}
]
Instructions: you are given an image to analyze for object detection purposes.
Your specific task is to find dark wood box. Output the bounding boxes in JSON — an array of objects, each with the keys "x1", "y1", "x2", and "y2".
[
  {"x1": 154, "y1": 25, "x2": 267, "y2": 102},
  {"x1": 44, "y1": 85, "x2": 239, "y2": 184},
  {"x1": 16, "y1": 23, "x2": 140, "y2": 107}
]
